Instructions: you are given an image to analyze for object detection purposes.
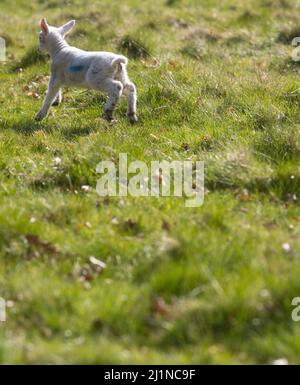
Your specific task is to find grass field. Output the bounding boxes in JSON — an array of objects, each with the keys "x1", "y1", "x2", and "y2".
[{"x1": 0, "y1": 0, "x2": 300, "y2": 364}]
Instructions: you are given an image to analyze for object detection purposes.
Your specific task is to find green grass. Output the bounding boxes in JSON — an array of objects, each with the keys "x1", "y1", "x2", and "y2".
[{"x1": 0, "y1": 0, "x2": 300, "y2": 364}]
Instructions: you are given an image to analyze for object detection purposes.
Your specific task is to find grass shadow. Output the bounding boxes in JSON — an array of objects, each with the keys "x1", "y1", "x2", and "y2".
[
  {"x1": 11, "y1": 47, "x2": 47, "y2": 72},
  {"x1": 3, "y1": 118, "x2": 53, "y2": 135}
]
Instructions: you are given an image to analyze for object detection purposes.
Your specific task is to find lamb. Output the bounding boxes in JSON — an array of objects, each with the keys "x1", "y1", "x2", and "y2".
[{"x1": 35, "y1": 18, "x2": 138, "y2": 124}]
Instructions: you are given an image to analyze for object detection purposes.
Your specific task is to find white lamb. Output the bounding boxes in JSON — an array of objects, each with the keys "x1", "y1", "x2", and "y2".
[{"x1": 35, "y1": 18, "x2": 138, "y2": 124}]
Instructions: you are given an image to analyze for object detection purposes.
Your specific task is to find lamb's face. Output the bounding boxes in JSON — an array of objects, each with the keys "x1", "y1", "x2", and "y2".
[
  {"x1": 38, "y1": 18, "x2": 75, "y2": 54},
  {"x1": 38, "y1": 18, "x2": 53, "y2": 54},
  {"x1": 38, "y1": 28, "x2": 61, "y2": 54},
  {"x1": 38, "y1": 31, "x2": 49, "y2": 53}
]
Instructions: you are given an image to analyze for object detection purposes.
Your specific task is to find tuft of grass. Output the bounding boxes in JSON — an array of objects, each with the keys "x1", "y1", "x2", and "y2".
[
  {"x1": 181, "y1": 41, "x2": 207, "y2": 60},
  {"x1": 11, "y1": 47, "x2": 47, "y2": 71},
  {"x1": 277, "y1": 26, "x2": 300, "y2": 45},
  {"x1": 118, "y1": 35, "x2": 152, "y2": 59}
]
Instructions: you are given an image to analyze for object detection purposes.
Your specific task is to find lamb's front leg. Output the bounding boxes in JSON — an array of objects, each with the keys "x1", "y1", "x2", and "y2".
[{"x1": 35, "y1": 77, "x2": 61, "y2": 121}]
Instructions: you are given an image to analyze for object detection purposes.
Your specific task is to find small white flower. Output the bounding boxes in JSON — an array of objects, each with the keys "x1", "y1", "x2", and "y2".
[
  {"x1": 282, "y1": 243, "x2": 292, "y2": 254},
  {"x1": 272, "y1": 358, "x2": 288, "y2": 365},
  {"x1": 89, "y1": 256, "x2": 106, "y2": 271},
  {"x1": 81, "y1": 185, "x2": 90, "y2": 193},
  {"x1": 53, "y1": 157, "x2": 62, "y2": 166}
]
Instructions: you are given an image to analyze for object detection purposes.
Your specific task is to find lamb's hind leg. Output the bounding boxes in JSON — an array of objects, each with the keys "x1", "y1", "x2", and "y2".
[
  {"x1": 52, "y1": 89, "x2": 62, "y2": 106},
  {"x1": 123, "y1": 82, "x2": 138, "y2": 124},
  {"x1": 101, "y1": 79, "x2": 123, "y2": 122}
]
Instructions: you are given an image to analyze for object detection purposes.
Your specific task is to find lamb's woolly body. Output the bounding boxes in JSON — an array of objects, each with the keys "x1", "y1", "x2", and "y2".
[{"x1": 35, "y1": 19, "x2": 137, "y2": 123}]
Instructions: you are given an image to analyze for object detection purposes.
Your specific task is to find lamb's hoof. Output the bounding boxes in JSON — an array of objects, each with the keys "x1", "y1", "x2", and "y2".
[
  {"x1": 128, "y1": 113, "x2": 138, "y2": 124},
  {"x1": 35, "y1": 111, "x2": 45, "y2": 121},
  {"x1": 103, "y1": 110, "x2": 117, "y2": 123},
  {"x1": 52, "y1": 96, "x2": 63, "y2": 106}
]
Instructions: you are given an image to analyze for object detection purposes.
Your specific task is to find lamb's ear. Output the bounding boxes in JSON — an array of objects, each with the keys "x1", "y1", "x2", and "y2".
[
  {"x1": 60, "y1": 20, "x2": 75, "y2": 36},
  {"x1": 40, "y1": 18, "x2": 49, "y2": 35}
]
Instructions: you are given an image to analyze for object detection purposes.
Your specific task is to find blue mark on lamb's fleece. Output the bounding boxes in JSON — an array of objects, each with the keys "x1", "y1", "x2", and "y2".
[
  {"x1": 69, "y1": 55, "x2": 86, "y2": 73},
  {"x1": 69, "y1": 64, "x2": 85, "y2": 72}
]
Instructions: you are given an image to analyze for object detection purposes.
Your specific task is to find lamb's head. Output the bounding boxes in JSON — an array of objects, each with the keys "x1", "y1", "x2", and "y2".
[{"x1": 38, "y1": 18, "x2": 75, "y2": 53}]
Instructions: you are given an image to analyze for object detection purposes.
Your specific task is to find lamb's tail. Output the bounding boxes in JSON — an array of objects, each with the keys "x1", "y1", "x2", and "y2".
[
  {"x1": 112, "y1": 56, "x2": 129, "y2": 84},
  {"x1": 112, "y1": 56, "x2": 128, "y2": 70}
]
